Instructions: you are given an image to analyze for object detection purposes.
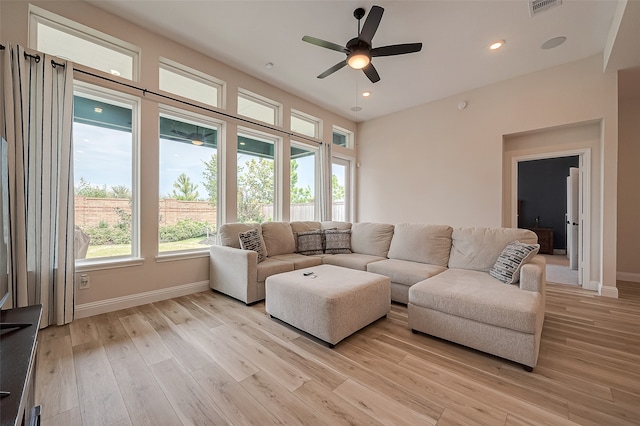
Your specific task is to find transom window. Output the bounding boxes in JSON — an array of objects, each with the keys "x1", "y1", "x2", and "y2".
[
  {"x1": 237, "y1": 89, "x2": 281, "y2": 126},
  {"x1": 159, "y1": 58, "x2": 223, "y2": 108},
  {"x1": 30, "y1": 6, "x2": 139, "y2": 80},
  {"x1": 291, "y1": 110, "x2": 321, "y2": 139},
  {"x1": 332, "y1": 126, "x2": 354, "y2": 148}
]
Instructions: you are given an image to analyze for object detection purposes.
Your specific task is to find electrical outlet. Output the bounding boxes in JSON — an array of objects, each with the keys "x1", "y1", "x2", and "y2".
[{"x1": 79, "y1": 274, "x2": 90, "y2": 289}]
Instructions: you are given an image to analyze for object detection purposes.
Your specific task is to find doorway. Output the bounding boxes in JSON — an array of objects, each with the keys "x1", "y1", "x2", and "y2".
[{"x1": 512, "y1": 149, "x2": 591, "y2": 289}]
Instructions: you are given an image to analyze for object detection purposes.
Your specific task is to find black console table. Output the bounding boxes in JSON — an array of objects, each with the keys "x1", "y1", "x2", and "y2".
[{"x1": 0, "y1": 305, "x2": 43, "y2": 426}]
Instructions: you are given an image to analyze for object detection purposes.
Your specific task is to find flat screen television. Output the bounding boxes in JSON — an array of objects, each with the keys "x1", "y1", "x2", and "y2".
[{"x1": 0, "y1": 136, "x2": 30, "y2": 330}]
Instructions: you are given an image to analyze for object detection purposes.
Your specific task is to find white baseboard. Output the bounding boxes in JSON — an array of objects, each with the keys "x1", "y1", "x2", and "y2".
[
  {"x1": 617, "y1": 271, "x2": 640, "y2": 283},
  {"x1": 75, "y1": 280, "x2": 210, "y2": 319},
  {"x1": 598, "y1": 283, "x2": 619, "y2": 298}
]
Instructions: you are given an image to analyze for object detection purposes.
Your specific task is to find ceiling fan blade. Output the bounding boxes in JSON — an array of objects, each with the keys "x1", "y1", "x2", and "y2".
[
  {"x1": 318, "y1": 60, "x2": 348, "y2": 79},
  {"x1": 371, "y1": 43, "x2": 423, "y2": 57},
  {"x1": 359, "y1": 6, "x2": 384, "y2": 45},
  {"x1": 362, "y1": 63, "x2": 380, "y2": 83},
  {"x1": 302, "y1": 36, "x2": 348, "y2": 53}
]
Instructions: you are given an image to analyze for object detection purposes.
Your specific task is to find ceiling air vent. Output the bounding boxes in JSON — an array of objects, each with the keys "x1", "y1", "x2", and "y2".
[{"x1": 529, "y1": 0, "x2": 562, "y2": 17}]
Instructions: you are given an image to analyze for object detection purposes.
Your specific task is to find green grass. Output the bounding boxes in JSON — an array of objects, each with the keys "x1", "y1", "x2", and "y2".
[{"x1": 85, "y1": 237, "x2": 209, "y2": 259}]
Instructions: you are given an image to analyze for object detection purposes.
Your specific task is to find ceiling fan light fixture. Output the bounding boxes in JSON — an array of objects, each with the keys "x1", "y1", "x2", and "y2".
[
  {"x1": 191, "y1": 139, "x2": 204, "y2": 146},
  {"x1": 347, "y1": 51, "x2": 370, "y2": 70}
]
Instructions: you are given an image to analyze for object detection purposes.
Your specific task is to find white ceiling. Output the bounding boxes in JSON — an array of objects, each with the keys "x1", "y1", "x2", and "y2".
[{"x1": 86, "y1": 0, "x2": 634, "y2": 122}]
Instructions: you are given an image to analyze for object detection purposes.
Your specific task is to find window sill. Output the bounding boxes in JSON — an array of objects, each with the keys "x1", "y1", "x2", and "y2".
[
  {"x1": 75, "y1": 257, "x2": 145, "y2": 272},
  {"x1": 155, "y1": 250, "x2": 210, "y2": 263}
]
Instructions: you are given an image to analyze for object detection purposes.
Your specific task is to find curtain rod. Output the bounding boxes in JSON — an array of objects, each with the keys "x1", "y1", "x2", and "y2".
[{"x1": 73, "y1": 68, "x2": 323, "y2": 146}]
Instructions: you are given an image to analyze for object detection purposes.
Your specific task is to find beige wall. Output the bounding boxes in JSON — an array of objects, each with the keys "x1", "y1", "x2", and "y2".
[
  {"x1": 1, "y1": 1, "x2": 356, "y2": 308},
  {"x1": 357, "y1": 55, "x2": 619, "y2": 296},
  {"x1": 617, "y1": 97, "x2": 640, "y2": 280}
]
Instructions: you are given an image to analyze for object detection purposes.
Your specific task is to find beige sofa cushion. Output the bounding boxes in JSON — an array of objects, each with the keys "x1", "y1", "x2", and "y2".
[
  {"x1": 367, "y1": 259, "x2": 447, "y2": 286},
  {"x1": 322, "y1": 253, "x2": 386, "y2": 271},
  {"x1": 387, "y1": 223, "x2": 453, "y2": 267},
  {"x1": 350, "y1": 222, "x2": 395, "y2": 258},
  {"x1": 321, "y1": 221, "x2": 352, "y2": 230},
  {"x1": 218, "y1": 223, "x2": 262, "y2": 249},
  {"x1": 256, "y1": 258, "x2": 294, "y2": 282},
  {"x1": 261, "y1": 222, "x2": 296, "y2": 257},
  {"x1": 448, "y1": 227, "x2": 538, "y2": 272},
  {"x1": 270, "y1": 253, "x2": 323, "y2": 269},
  {"x1": 409, "y1": 268, "x2": 542, "y2": 334},
  {"x1": 290, "y1": 221, "x2": 321, "y2": 233}
]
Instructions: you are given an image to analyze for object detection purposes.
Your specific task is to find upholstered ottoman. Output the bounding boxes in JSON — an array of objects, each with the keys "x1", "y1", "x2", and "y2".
[{"x1": 265, "y1": 265, "x2": 390, "y2": 346}]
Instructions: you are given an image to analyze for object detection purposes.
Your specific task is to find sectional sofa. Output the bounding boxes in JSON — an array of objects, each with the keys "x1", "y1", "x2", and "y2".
[{"x1": 209, "y1": 221, "x2": 546, "y2": 369}]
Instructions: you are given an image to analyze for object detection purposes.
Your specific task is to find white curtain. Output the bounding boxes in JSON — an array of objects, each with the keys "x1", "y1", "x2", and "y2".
[
  {"x1": 1, "y1": 44, "x2": 75, "y2": 327},
  {"x1": 319, "y1": 142, "x2": 333, "y2": 221}
]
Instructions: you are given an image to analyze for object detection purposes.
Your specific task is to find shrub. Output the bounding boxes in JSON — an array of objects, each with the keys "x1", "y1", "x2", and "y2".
[
  {"x1": 159, "y1": 219, "x2": 210, "y2": 242},
  {"x1": 84, "y1": 221, "x2": 131, "y2": 245}
]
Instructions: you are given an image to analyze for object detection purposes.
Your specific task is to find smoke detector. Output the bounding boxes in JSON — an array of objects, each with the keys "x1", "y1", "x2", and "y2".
[{"x1": 529, "y1": 0, "x2": 562, "y2": 17}]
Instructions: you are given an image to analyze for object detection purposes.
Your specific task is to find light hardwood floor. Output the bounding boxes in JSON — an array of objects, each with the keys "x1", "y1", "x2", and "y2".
[{"x1": 36, "y1": 281, "x2": 640, "y2": 425}]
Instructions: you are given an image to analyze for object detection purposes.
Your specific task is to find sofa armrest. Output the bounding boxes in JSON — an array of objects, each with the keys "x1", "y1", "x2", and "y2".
[
  {"x1": 209, "y1": 245, "x2": 259, "y2": 303},
  {"x1": 519, "y1": 255, "x2": 546, "y2": 293}
]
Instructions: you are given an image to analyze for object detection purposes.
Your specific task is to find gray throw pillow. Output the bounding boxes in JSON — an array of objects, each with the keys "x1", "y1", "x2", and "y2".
[
  {"x1": 296, "y1": 230, "x2": 324, "y2": 255},
  {"x1": 489, "y1": 241, "x2": 540, "y2": 284},
  {"x1": 239, "y1": 228, "x2": 267, "y2": 263},
  {"x1": 324, "y1": 229, "x2": 351, "y2": 254}
]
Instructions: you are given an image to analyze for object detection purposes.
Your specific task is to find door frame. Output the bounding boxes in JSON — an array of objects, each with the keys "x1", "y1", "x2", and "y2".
[{"x1": 511, "y1": 148, "x2": 592, "y2": 289}]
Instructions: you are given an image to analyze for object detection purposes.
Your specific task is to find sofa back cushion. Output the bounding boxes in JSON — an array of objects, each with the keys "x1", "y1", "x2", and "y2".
[
  {"x1": 350, "y1": 222, "x2": 395, "y2": 257},
  {"x1": 290, "y1": 221, "x2": 321, "y2": 234},
  {"x1": 387, "y1": 224, "x2": 453, "y2": 267},
  {"x1": 218, "y1": 223, "x2": 262, "y2": 249},
  {"x1": 321, "y1": 221, "x2": 352, "y2": 230},
  {"x1": 448, "y1": 227, "x2": 538, "y2": 272},
  {"x1": 261, "y1": 222, "x2": 296, "y2": 257}
]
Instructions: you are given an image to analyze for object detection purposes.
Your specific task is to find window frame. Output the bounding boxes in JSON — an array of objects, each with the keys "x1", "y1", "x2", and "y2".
[
  {"x1": 159, "y1": 58, "x2": 225, "y2": 109},
  {"x1": 73, "y1": 81, "x2": 141, "y2": 265},
  {"x1": 237, "y1": 89, "x2": 282, "y2": 127},
  {"x1": 157, "y1": 105, "x2": 223, "y2": 255},
  {"x1": 29, "y1": 5, "x2": 140, "y2": 81}
]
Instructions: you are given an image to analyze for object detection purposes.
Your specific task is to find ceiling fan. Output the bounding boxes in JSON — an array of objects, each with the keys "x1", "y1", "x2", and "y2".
[{"x1": 302, "y1": 5, "x2": 422, "y2": 83}]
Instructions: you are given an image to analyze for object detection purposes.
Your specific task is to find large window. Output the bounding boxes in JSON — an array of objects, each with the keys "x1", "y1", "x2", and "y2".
[
  {"x1": 332, "y1": 158, "x2": 350, "y2": 222},
  {"x1": 159, "y1": 110, "x2": 220, "y2": 253},
  {"x1": 237, "y1": 90, "x2": 281, "y2": 126},
  {"x1": 73, "y1": 85, "x2": 138, "y2": 260},
  {"x1": 159, "y1": 59, "x2": 223, "y2": 108},
  {"x1": 237, "y1": 130, "x2": 278, "y2": 223},
  {"x1": 290, "y1": 143, "x2": 317, "y2": 221},
  {"x1": 31, "y1": 6, "x2": 139, "y2": 80},
  {"x1": 291, "y1": 110, "x2": 320, "y2": 139}
]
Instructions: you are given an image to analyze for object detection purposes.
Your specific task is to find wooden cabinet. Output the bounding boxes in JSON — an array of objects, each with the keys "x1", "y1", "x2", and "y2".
[
  {"x1": 529, "y1": 227, "x2": 554, "y2": 255},
  {"x1": 0, "y1": 304, "x2": 42, "y2": 426}
]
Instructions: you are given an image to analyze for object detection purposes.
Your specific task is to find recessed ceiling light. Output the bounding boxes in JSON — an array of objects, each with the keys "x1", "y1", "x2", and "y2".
[
  {"x1": 94, "y1": 107, "x2": 103, "y2": 113},
  {"x1": 351, "y1": 106, "x2": 362, "y2": 112},
  {"x1": 489, "y1": 40, "x2": 505, "y2": 50},
  {"x1": 110, "y1": 69, "x2": 121, "y2": 76},
  {"x1": 541, "y1": 36, "x2": 566, "y2": 50},
  {"x1": 362, "y1": 91, "x2": 371, "y2": 97}
]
